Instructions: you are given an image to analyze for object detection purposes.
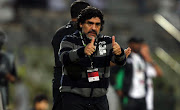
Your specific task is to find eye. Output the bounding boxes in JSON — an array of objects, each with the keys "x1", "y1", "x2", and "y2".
[
  {"x1": 95, "y1": 23, "x2": 101, "y2": 26},
  {"x1": 87, "y1": 21, "x2": 94, "y2": 25},
  {"x1": 85, "y1": 21, "x2": 101, "y2": 27}
]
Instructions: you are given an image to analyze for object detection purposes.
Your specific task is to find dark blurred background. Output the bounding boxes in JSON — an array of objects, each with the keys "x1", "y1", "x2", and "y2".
[{"x1": 0, "y1": 0, "x2": 180, "y2": 109}]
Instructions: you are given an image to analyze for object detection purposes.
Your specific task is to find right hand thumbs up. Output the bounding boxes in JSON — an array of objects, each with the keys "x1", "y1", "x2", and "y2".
[
  {"x1": 90, "y1": 37, "x2": 95, "y2": 45},
  {"x1": 84, "y1": 37, "x2": 96, "y2": 56}
]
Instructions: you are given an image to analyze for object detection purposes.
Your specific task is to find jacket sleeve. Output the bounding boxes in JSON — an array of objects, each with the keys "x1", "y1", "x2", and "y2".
[
  {"x1": 59, "y1": 35, "x2": 86, "y2": 66},
  {"x1": 111, "y1": 48, "x2": 126, "y2": 66}
]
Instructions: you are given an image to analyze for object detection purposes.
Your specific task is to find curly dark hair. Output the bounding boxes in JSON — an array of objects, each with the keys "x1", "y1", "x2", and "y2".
[{"x1": 77, "y1": 6, "x2": 104, "y2": 31}]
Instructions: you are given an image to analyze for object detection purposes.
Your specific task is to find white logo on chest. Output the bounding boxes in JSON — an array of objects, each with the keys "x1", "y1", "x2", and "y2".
[{"x1": 98, "y1": 41, "x2": 106, "y2": 55}]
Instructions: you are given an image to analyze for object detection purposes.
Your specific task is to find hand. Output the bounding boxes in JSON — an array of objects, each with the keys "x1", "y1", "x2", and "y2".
[
  {"x1": 124, "y1": 47, "x2": 131, "y2": 58},
  {"x1": 141, "y1": 44, "x2": 163, "y2": 76},
  {"x1": 140, "y1": 44, "x2": 153, "y2": 62},
  {"x1": 112, "y1": 36, "x2": 122, "y2": 55},
  {"x1": 84, "y1": 37, "x2": 96, "y2": 56}
]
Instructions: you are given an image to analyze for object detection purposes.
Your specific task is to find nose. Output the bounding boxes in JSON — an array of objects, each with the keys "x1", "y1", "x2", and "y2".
[{"x1": 92, "y1": 24, "x2": 97, "y2": 30}]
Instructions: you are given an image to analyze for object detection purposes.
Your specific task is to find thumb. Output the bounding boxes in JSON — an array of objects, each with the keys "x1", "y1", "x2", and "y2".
[
  {"x1": 90, "y1": 37, "x2": 95, "y2": 45},
  {"x1": 112, "y1": 36, "x2": 115, "y2": 46}
]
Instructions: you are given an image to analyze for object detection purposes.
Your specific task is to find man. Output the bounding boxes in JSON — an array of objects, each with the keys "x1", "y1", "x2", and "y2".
[
  {"x1": 59, "y1": 6, "x2": 127, "y2": 110},
  {"x1": 115, "y1": 37, "x2": 148, "y2": 110},
  {"x1": 51, "y1": 1, "x2": 90, "y2": 110},
  {"x1": 0, "y1": 30, "x2": 17, "y2": 110},
  {"x1": 114, "y1": 37, "x2": 162, "y2": 110}
]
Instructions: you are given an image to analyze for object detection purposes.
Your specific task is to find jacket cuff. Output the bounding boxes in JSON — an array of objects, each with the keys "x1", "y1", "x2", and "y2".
[{"x1": 115, "y1": 48, "x2": 125, "y2": 58}]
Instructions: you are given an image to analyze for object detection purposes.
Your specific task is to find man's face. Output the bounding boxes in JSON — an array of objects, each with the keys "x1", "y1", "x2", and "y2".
[
  {"x1": 80, "y1": 17, "x2": 101, "y2": 39},
  {"x1": 129, "y1": 43, "x2": 142, "y2": 53}
]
